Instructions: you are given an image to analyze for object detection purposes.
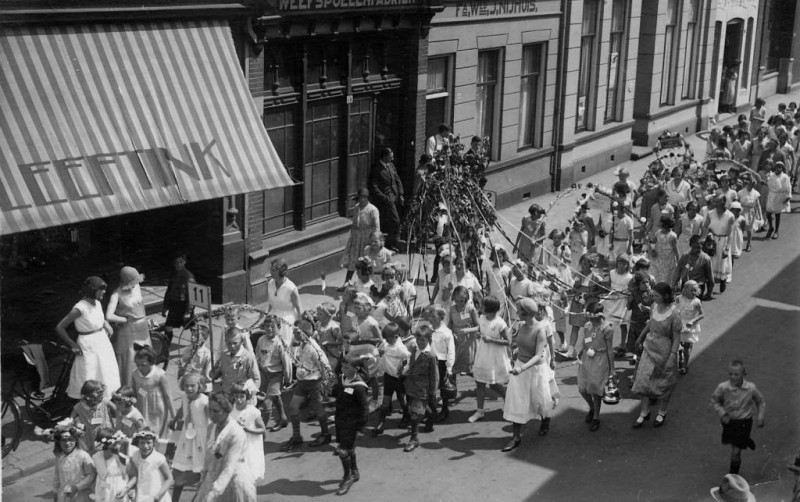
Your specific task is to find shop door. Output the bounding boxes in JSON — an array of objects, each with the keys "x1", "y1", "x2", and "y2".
[
  {"x1": 347, "y1": 96, "x2": 373, "y2": 216},
  {"x1": 374, "y1": 91, "x2": 403, "y2": 174},
  {"x1": 305, "y1": 99, "x2": 344, "y2": 222}
]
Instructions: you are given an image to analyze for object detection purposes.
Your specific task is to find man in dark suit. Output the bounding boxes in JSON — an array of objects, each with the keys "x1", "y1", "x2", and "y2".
[
  {"x1": 369, "y1": 147, "x2": 404, "y2": 252},
  {"x1": 401, "y1": 325, "x2": 439, "y2": 452}
]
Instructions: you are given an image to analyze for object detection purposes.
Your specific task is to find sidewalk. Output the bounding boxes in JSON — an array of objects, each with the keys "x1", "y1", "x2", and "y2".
[{"x1": 4, "y1": 88, "x2": 800, "y2": 486}]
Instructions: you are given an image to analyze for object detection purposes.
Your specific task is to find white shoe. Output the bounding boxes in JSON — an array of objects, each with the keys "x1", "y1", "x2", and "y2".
[{"x1": 467, "y1": 410, "x2": 485, "y2": 423}]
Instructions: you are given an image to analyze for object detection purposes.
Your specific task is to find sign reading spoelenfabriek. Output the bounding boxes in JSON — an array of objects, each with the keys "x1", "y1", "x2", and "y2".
[{"x1": 278, "y1": 0, "x2": 421, "y2": 10}]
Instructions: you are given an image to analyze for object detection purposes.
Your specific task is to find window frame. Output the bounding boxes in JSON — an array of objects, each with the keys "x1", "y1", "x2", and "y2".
[
  {"x1": 681, "y1": 0, "x2": 700, "y2": 99},
  {"x1": 660, "y1": 0, "x2": 682, "y2": 106},
  {"x1": 518, "y1": 43, "x2": 546, "y2": 149},
  {"x1": 604, "y1": 0, "x2": 628, "y2": 123},
  {"x1": 476, "y1": 48, "x2": 504, "y2": 161},
  {"x1": 425, "y1": 55, "x2": 455, "y2": 138},
  {"x1": 576, "y1": 0, "x2": 602, "y2": 132}
]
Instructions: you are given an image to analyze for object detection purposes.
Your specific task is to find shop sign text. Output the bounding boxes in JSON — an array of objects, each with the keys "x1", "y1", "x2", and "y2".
[
  {"x1": 1, "y1": 140, "x2": 231, "y2": 210},
  {"x1": 279, "y1": 0, "x2": 418, "y2": 11},
  {"x1": 456, "y1": 0, "x2": 537, "y2": 17}
]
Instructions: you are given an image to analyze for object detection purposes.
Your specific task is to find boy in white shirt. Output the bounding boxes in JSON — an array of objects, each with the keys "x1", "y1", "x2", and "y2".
[
  {"x1": 373, "y1": 323, "x2": 411, "y2": 436},
  {"x1": 425, "y1": 305, "x2": 455, "y2": 422}
]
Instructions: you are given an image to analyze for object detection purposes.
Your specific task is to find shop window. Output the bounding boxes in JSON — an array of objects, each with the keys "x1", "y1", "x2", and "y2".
[
  {"x1": 604, "y1": 0, "x2": 627, "y2": 122},
  {"x1": 304, "y1": 100, "x2": 343, "y2": 222},
  {"x1": 263, "y1": 106, "x2": 300, "y2": 234},
  {"x1": 476, "y1": 49, "x2": 503, "y2": 160},
  {"x1": 577, "y1": 0, "x2": 601, "y2": 131},
  {"x1": 742, "y1": 17, "x2": 753, "y2": 89},
  {"x1": 518, "y1": 44, "x2": 545, "y2": 149},
  {"x1": 426, "y1": 56, "x2": 453, "y2": 139},
  {"x1": 660, "y1": 0, "x2": 680, "y2": 106},
  {"x1": 682, "y1": 0, "x2": 699, "y2": 99},
  {"x1": 763, "y1": 0, "x2": 796, "y2": 73}
]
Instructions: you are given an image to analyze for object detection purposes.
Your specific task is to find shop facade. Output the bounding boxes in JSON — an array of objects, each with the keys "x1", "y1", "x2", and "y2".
[
  {"x1": 244, "y1": 0, "x2": 440, "y2": 302},
  {"x1": 0, "y1": 1, "x2": 293, "y2": 338}
]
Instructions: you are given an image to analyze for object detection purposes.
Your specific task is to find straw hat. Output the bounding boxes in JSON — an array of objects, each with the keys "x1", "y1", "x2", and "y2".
[{"x1": 710, "y1": 474, "x2": 755, "y2": 502}]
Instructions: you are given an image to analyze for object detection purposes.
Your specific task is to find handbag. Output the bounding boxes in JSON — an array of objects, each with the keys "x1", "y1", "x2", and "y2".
[{"x1": 442, "y1": 374, "x2": 458, "y2": 400}]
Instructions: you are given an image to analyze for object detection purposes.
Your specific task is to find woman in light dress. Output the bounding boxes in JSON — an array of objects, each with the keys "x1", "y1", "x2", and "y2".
[
  {"x1": 340, "y1": 187, "x2": 380, "y2": 287},
  {"x1": 57, "y1": 276, "x2": 120, "y2": 400},
  {"x1": 107, "y1": 266, "x2": 151, "y2": 386},
  {"x1": 702, "y1": 196, "x2": 735, "y2": 294},
  {"x1": 266, "y1": 258, "x2": 303, "y2": 347}
]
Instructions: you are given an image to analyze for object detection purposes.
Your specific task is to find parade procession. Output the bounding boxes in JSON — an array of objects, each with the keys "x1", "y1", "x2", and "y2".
[{"x1": 2, "y1": 0, "x2": 800, "y2": 501}]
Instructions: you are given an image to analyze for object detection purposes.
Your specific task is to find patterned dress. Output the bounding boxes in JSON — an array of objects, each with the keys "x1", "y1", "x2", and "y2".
[
  {"x1": 649, "y1": 230, "x2": 678, "y2": 284},
  {"x1": 72, "y1": 400, "x2": 114, "y2": 453},
  {"x1": 516, "y1": 215, "x2": 545, "y2": 263},
  {"x1": 448, "y1": 303, "x2": 479, "y2": 374},
  {"x1": 340, "y1": 202, "x2": 380, "y2": 270},
  {"x1": 631, "y1": 305, "x2": 682, "y2": 399},
  {"x1": 54, "y1": 449, "x2": 95, "y2": 502}
]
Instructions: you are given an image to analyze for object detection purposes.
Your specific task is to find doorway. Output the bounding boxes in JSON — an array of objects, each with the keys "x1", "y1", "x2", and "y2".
[{"x1": 719, "y1": 20, "x2": 743, "y2": 113}]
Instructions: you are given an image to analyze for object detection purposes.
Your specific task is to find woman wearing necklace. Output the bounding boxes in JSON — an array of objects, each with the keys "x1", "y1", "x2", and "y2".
[
  {"x1": 631, "y1": 282, "x2": 683, "y2": 428},
  {"x1": 266, "y1": 259, "x2": 303, "y2": 347},
  {"x1": 577, "y1": 302, "x2": 614, "y2": 431},
  {"x1": 195, "y1": 391, "x2": 256, "y2": 501}
]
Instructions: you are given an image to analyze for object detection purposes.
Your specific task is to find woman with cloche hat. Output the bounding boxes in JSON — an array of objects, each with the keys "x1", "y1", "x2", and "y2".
[
  {"x1": 56, "y1": 276, "x2": 121, "y2": 400},
  {"x1": 339, "y1": 187, "x2": 380, "y2": 290},
  {"x1": 106, "y1": 266, "x2": 151, "y2": 386}
]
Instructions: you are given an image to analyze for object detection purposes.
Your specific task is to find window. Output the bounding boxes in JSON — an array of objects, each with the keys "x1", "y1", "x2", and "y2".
[
  {"x1": 476, "y1": 49, "x2": 503, "y2": 160},
  {"x1": 682, "y1": 0, "x2": 699, "y2": 98},
  {"x1": 661, "y1": 0, "x2": 681, "y2": 105},
  {"x1": 304, "y1": 100, "x2": 343, "y2": 222},
  {"x1": 519, "y1": 44, "x2": 545, "y2": 148},
  {"x1": 742, "y1": 17, "x2": 754, "y2": 88},
  {"x1": 425, "y1": 56, "x2": 452, "y2": 140},
  {"x1": 577, "y1": 0, "x2": 601, "y2": 131},
  {"x1": 263, "y1": 106, "x2": 300, "y2": 234},
  {"x1": 604, "y1": 0, "x2": 626, "y2": 122}
]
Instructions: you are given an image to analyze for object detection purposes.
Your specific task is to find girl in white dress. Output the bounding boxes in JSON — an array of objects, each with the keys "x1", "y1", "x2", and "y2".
[
  {"x1": 468, "y1": 297, "x2": 510, "y2": 423},
  {"x1": 736, "y1": 174, "x2": 762, "y2": 252},
  {"x1": 765, "y1": 162, "x2": 793, "y2": 239},
  {"x1": 229, "y1": 382, "x2": 267, "y2": 484},
  {"x1": 169, "y1": 372, "x2": 209, "y2": 501},
  {"x1": 132, "y1": 347, "x2": 174, "y2": 438},
  {"x1": 57, "y1": 276, "x2": 120, "y2": 400},
  {"x1": 127, "y1": 431, "x2": 172, "y2": 501},
  {"x1": 676, "y1": 281, "x2": 703, "y2": 375},
  {"x1": 92, "y1": 429, "x2": 133, "y2": 502},
  {"x1": 703, "y1": 196, "x2": 735, "y2": 293},
  {"x1": 729, "y1": 202, "x2": 747, "y2": 259}
]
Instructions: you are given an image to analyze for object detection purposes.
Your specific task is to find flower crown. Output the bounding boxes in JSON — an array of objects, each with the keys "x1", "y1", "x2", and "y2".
[
  {"x1": 112, "y1": 392, "x2": 137, "y2": 406},
  {"x1": 96, "y1": 430, "x2": 127, "y2": 447},
  {"x1": 35, "y1": 418, "x2": 85, "y2": 440},
  {"x1": 131, "y1": 430, "x2": 158, "y2": 442}
]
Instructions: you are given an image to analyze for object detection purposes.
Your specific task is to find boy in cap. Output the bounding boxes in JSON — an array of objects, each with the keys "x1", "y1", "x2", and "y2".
[{"x1": 711, "y1": 360, "x2": 766, "y2": 475}]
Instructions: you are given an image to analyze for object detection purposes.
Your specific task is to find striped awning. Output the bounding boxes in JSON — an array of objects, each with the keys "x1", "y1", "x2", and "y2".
[{"x1": 0, "y1": 20, "x2": 293, "y2": 235}]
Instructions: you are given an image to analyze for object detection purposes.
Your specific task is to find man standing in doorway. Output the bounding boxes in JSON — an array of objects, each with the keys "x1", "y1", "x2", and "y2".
[
  {"x1": 426, "y1": 124, "x2": 452, "y2": 157},
  {"x1": 162, "y1": 252, "x2": 196, "y2": 342},
  {"x1": 369, "y1": 148, "x2": 404, "y2": 252}
]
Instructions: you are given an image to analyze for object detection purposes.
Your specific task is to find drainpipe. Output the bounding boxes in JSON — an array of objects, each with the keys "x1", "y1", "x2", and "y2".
[{"x1": 551, "y1": 0, "x2": 570, "y2": 192}]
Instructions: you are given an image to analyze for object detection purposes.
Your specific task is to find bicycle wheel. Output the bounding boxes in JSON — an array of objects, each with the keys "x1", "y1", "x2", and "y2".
[{"x1": 2, "y1": 399, "x2": 22, "y2": 458}]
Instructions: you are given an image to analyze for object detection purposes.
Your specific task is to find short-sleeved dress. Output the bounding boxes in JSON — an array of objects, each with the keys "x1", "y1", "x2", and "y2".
[
  {"x1": 503, "y1": 323, "x2": 552, "y2": 423},
  {"x1": 731, "y1": 215, "x2": 746, "y2": 258},
  {"x1": 229, "y1": 405, "x2": 265, "y2": 483},
  {"x1": 569, "y1": 272, "x2": 605, "y2": 327},
  {"x1": 649, "y1": 230, "x2": 678, "y2": 284},
  {"x1": 706, "y1": 210, "x2": 734, "y2": 283},
  {"x1": 472, "y1": 315, "x2": 511, "y2": 385},
  {"x1": 766, "y1": 172, "x2": 792, "y2": 214},
  {"x1": 516, "y1": 215, "x2": 545, "y2": 263},
  {"x1": 577, "y1": 322, "x2": 614, "y2": 396},
  {"x1": 267, "y1": 278, "x2": 299, "y2": 347},
  {"x1": 676, "y1": 295, "x2": 702, "y2": 344},
  {"x1": 92, "y1": 451, "x2": 131, "y2": 502},
  {"x1": 340, "y1": 203, "x2": 380, "y2": 270},
  {"x1": 72, "y1": 400, "x2": 114, "y2": 452},
  {"x1": 601, "y1": 271, "x2": 632, "y2": 327},
  {"x1": 631, "y1": 305, "x2": 682, "y2": 399},
  {"x1": 172, "y1": 393, "x2": 209, "y2": 473},
  {"x1": 448, "y1": 303, "x2": 479, "y2": 374},
  {"x1": 67, "y1": 299, "x2": 120, "y2": 400},
  {"x1": 737, "y1": 188, "x2": 762, "y2": 231},
  {"x1": 111, "y1": 285, "x2": 151, "y2": 387},
  {"x1": 132, "y1": 366, "x2": 168, "y2": 436},
  {"x1": 130, "y1": 449, "x2": 172, "y2": 501},
  {"x1": 677, "y1": 213, "x2": 704, "y2": 256},
  {"x1": 54, "y1": 449, "x2": 95, "y2": 502}
]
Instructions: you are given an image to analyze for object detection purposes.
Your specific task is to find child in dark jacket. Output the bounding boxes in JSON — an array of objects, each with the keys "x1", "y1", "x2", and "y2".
[{"x1": 332, "y1": 356, "x2": 370, "y2": 496}]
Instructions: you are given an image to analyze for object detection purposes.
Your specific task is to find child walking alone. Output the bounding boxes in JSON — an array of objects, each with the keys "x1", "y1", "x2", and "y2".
[{"x1": 710, "y1": 360, "x2": 766, "y2": 475}]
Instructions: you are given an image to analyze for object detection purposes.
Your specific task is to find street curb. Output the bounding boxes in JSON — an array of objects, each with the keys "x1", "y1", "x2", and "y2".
[{"x1": 2, "y1": 456, "x2": 54, "y2": 486}]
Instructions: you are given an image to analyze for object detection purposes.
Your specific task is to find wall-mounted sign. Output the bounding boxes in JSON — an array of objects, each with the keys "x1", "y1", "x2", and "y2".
[
  {"x1": 434, "y1": 0, "x2": 559, "y2": 22},
  {"x1": 278, "y1": 0, "x2": 419, "y2": 11}
]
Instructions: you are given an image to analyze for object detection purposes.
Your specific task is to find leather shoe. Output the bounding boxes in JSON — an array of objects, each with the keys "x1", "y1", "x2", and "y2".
[
  {"x1": 501, "y1": 438, "x2": 521, "y2": 452},
  {"x1": 585, "y1": 411, "x2": 594, "y2": 423},
  {"x1": 336, "y1": 475, "x2": 354, "y2": 495},
  {"x1": 538, "y1": 417, "x2": 550, "y2": 436},
  {"x1": 372, "y1": 423, "x2": 384, "y2": 437},
  {"x1": 654, "y1": 412, "x2": 667, "y2": 427},
  {"x1": 403, "y1": 439, "x2": 419, "y2": 452},
  {"x1": 589, "y1": 419, "x2": 600, "y2": 431},
  {"x1": 309, "y1": 433, "x2": 332, "y2": 447},
  {"x1": 270, "y1": 421, "x2": 288, "y2": 432},
  {"x1": 279, "y1": 436, "x2": 303, "y2": 452},
  {"x1": 422, "y1": 423, "x2": 434, "y2": 433},
  {"x1": 632, "y1": 413, "x2": 651, "y2": 429}
]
